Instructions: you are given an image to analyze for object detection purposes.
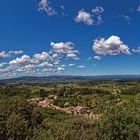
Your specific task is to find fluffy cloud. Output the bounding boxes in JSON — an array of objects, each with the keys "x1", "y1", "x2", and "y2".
[
  {"x1": 93, "y1": 35, "x2": 131, "y2": 55},
  {"x1": 51, "y1": 42, "x2": 79, "y2": 53},
  {"x1": 0, "y1": 50, "x2": 23, "y2": 60},
  {"x1": 54, "y1": 60, "x2": 60, "y2": 65},
  {"x1": 75, "y1": 9, "x2": 94, "y2": 25},
  {"x1": 56, "y1": 64, "x2": 66, "y2": 72},
  {"x1": 52, "y1": 53, "x2": 59, "y2": 59},
  {"x1": 66, "y1": 53, "x2": 79, "y2": 60},
  {"x1": 50, "y1": 42, "x2": 79, "y2": 60},
  {"x1": 38, "y1": 0, "x2": 57, "y2": 16},
  {"x1": 132, "y1": 47, "x2": 140, "y2": 53},
  {"x1": 0, "y1": 41, "x2": 81, "y2": 78},
  {"x1": 57, "y1": 67, "x2": 65, "y2": 71},
  {"x1": 75, "y1": 7, "x2": 104, "y2": 26},
  {"x1": 16, "y1": 64, "x2": 35, "y2": 72},
  {"x1": 38, "y1": 62, "x2": 53, "y2": 68},
  {"x1": 33, "y1": 52, "x2": 51, "y2": 61},
  {"x1": 0, "y1": 51, "x2": 9, "y2": 59},
  {"x1": 9, "y1": 55, "x2": 31, "y2": 65},
  {"x1": 94, "y1": 56, "x2": 101, "y2": 60}
]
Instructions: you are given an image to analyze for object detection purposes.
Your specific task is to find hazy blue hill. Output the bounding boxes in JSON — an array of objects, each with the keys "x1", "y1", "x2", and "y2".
[{"x1": 1, "y1": 75, "x2": 140, "y2": 84}]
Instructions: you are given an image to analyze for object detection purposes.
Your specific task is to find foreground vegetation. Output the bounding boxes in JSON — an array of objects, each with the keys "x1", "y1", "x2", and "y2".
[{"x1": 0, "y1": 80, "x2": 140, "y2": 140}]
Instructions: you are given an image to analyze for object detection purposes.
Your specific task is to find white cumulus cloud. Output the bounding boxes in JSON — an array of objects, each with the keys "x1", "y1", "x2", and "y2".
[
  {"x1": 92, "y1": 35, "x2": 131, "y2": 55},
  {"x1": 75, "y1": 7, "x2": 104, "y2": 26},
  {"x1": 0, "y1": 41, "x2": 81, "y2": 78},
  {"x1": 66, "y1": 53, "x2": 79, "y2": 60},
  {"x1": 9, "y1": 55, "x2": 31, "y2": 65},
  {"x1": 33, "y1": 52, "x2": 51, "y2": 61},
  {"x1": 38, "y1": 62, "x2": 53, "y2": 68},
  {"x1": 0, "y1": 51, "x2": 10, "y2": 59},
  {"x1": 50, "y1": 42, "x2": 79, "y2": 55},
  {"x1": 75, "y1": 9, "x2": 94, "y2": 25}
]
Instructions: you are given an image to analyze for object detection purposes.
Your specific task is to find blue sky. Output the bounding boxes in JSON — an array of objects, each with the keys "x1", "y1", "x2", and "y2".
[{"x1": 0, "y1": 0, "x2": 140, "y2": 78}]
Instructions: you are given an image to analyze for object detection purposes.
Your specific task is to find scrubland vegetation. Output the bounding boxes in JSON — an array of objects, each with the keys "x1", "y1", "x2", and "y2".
[{"x1": 0, "y1": 80, "x2": 140, "y2": 140}]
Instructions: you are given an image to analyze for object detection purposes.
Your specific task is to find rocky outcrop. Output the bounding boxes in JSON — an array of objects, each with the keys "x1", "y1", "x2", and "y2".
[{"x1": 29, "y1": 97, "x2": 100, "y2": 119}]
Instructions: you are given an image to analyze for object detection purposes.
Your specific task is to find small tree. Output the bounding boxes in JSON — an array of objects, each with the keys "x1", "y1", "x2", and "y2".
[{"x1": 39, "y1": 89, "x2": 48, "y2": 99}]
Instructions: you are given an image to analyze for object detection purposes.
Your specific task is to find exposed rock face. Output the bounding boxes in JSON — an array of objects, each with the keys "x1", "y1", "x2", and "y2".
[
  {"x1": 29, "y1": 97, "x2": 100, "y2": 119},
  {"x1": 64, "y1": 102, "x2": 70, "y2": 107}
]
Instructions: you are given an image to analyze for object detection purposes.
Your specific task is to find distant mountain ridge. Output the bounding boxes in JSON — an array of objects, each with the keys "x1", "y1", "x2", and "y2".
[{"x1": 1, "y1": 75, "x2": 140, "y2": 84}]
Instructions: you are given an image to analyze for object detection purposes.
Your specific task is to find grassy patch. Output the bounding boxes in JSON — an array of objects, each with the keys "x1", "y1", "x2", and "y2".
[{"x1": 121, "y1": 95, "x2": 138, "y2": 102}]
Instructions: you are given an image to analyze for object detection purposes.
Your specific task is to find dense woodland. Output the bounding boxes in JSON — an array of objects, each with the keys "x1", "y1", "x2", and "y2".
[{"x1": 0, "y1": 80, "x2": 140, "y2": 140}]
